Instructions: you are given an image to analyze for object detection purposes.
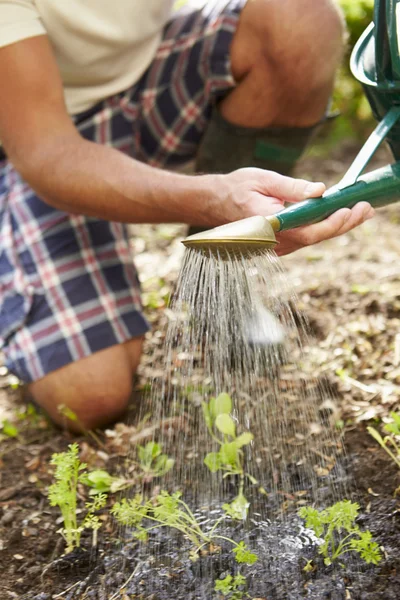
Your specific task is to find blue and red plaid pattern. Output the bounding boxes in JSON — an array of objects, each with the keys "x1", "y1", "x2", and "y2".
[{"x1": 0, "y1": 0, "x2": 244, "y2": 383}]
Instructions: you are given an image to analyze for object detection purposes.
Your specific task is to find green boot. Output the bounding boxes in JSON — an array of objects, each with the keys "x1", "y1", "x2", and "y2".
[{"x1": 189, "y1": 107, "x2": 326, "y2": 235}]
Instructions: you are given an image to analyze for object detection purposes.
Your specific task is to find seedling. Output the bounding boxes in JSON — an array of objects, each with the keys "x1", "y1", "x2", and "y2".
[
  {"x1": 0, "y1": 419, "x2": 18, "y2": 438},
  {"x1": 214, "y1": 572, "x2": 248, "y2": 599},
  {"x1": 299, "y1": 500, "x2": 382, "y2": 566},
  {"x1": 111, "y1": 490, "x2": 258, "y2": 564},
  {"x1": 368, "y1": 412, "x2": 400, "y2": 496},
  {"x1": 137, "y1": 441, "x2": 175, "y2": 479},
  {"x1": 48, "y1": 443, "x2": 107, "y2": 553},
  {"x1": 57, "y1": 404, "x2": 105, "y2": 449},
  {"x1": 81, "y1": 469, "x2": 130, "y2": 495},
  {"x1": 202, "y1": 393, "x2": 257, "y2": 519},
  {"x1": 368, "y1": 412, "x2": 400, "y2": 470}
]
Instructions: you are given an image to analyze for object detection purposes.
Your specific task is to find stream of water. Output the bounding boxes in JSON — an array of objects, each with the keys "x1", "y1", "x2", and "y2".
[{"x1": 120, "y1": 246, "x2": 353, "y2": 598}]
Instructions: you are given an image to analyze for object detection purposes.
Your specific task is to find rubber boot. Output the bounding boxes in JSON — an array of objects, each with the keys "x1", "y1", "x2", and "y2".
[{"x1": 195, "y1": 106, "x2": 320, "y2": 175}]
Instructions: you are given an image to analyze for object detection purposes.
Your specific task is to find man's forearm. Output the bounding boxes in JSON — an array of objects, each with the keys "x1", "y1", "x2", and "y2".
[{"x1": 18, "y1": 135, "x2": 222, "y2": 226}]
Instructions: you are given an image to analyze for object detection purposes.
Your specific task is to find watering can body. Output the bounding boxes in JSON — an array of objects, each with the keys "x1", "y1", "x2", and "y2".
[{"x1": 351, "y1": 0, "x2": 400, "y2": 158}]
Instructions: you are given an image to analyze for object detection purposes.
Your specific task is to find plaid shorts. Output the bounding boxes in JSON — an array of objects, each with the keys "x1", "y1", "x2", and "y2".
[{"x1": 0, "y1": 0, "x2": 244, "y2": 383}]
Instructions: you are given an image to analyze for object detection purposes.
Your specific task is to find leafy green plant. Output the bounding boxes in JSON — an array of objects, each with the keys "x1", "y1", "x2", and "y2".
[
  {"x1": 214, "y1": 572, "x2": 247, "y2": 599},
  {"x1": 80, "y1": 469, "x2": 130, "y2": 495},
  {"x1": 368, "y1": 412, "x2": 400, "y2": 469},
  {"x1": 137, "y1": 441, "x2": 175, "y2": 479},
  {"x1": 202, "y1": 393, "x2": 256, "y2": 520},
  {"x1": 299, "y1": 500, "x2": 382, "y2": 566},
  {"x1": 0, "y1": 419, "x2": 18, "y2": 438},
  {"x1": 111, "y1": 490, "x2": 258, "y2": 564},
  {"x1": 368, "y1": 412, "x2": 400, "y2": 496},
  {"x1": 48, "y1": 443, "x2": 107, "y2": 553}
]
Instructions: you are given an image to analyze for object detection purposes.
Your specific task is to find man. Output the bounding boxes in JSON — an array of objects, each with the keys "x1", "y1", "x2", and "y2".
[{"x1": 0, "y1": 0, "x2": 374, "y2": 430}]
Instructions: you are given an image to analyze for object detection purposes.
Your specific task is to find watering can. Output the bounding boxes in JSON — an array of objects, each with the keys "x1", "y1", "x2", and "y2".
[{"x1": 183, "y1": 0, "x2": 400, "y2": 254}]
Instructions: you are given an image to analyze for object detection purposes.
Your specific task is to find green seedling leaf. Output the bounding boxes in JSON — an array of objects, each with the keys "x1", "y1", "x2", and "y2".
[
  {"x1": 390, "y1": 411, "x2": 400, "y2": 429},
  {"x1": 215, "y1": 414, "x2": 236, "y2": 438},
  {"x1": 235, "y1": 432, "x2": 253, "y2": 448},
  {"x1": 138, "y1": 441, "x2": 161, "y2": 466},
  {"x1": 220, "y1": 442, "x2": 239, "y2": 468},
  {"x1": 213, "y1": 393, "x2": 232, "y2": 417},
  {"x1": 1, "y1": 419, "x2": 18, "y2": 437},
  {"x1": 223, "y1": 493, "x2": 250, "y2": 521},
  {"x1": 233, "y1": 541, "x2": 258, "y2": 565},
  {"x1": 367, "y1": 426, "x2": 384, "y2": 446},
  {"x1": 58, "y1": 404, "x2": 79, "y2": 422},
  {"x1": 82, "y1": 469, "x2": 128, "y2": 495},
  {"x1": 303, "y1": 559, "x2": 314, "y2": 573},
  {"x1": 214, "y1": 572, "x2": 247, "y2": 597},
  {"x1": 384, "y1": 413, "x2": 400, "y2": 436},
  {"x1": 299, "y1": 506, "x2": 324, "y2": 538},
  {"x1": 204, "y1": 452, "x2": 222, "y2": 472},
  {"x1": 154, "y1": 455, "x2": 175, "y2": 476}
]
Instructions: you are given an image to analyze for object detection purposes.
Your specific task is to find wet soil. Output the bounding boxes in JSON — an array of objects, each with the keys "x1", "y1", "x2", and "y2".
[{"x1": 1, "y1": 140, "x2": 400, "y2": 598}]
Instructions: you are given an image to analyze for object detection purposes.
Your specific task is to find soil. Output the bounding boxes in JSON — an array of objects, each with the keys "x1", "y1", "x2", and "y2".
[{"x1": 1, "y1": 139, "x2": 400, "y2": 599}]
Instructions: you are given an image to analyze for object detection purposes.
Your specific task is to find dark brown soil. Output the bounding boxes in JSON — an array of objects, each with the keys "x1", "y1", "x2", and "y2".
[{"x1": 1, "y1": 140, "x2": 400, "y2": 599}]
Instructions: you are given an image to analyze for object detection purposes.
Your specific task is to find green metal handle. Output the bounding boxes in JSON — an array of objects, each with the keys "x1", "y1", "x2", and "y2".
[{"x1": 275, "y1": 161, "x2": 400, "y2": 232}]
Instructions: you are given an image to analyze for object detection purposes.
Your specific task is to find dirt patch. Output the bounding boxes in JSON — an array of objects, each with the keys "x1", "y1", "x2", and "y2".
[{"x1": 1, "y1": 140, "x2": 400, "y2": 598}]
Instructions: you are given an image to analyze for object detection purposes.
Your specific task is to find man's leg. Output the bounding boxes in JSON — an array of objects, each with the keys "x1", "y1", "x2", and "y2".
[
  {"x1": 196, "y1": 0, "x2": 345, "y2": 175},
  {"x1": 28, "y1": 337, "x2": 143, "y2": 431}
]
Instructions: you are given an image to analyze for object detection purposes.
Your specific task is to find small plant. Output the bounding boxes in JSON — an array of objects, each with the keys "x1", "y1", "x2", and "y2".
[
  {"x1": 57, "y1": 404, "x2": 105, "y2": 448},
  {"x1": 48, "y1": 443, "x2": 107, "y2": 553},
  {"x1": 368, "y1": 412, "x2": 400, "y2": 496},
  {"x1": 368, "y1": 412, "x2": 400, "y2": 469},
  {"x1": 0, "y1": 419, "x2": 18, "y2": 438},
  {"x1": 299, "y1": 500, "x2": 382, "y2": 567},
  {"x1": 214, "y1": 572, "x2": 247, "y2": 599},
  {"x1": 137, "y1": 441, "x2": 175, "y2": 479},
  {"x1": 81, "y1": 469, "x2": 130, "y2": 495},
  {"x1": 202, "y1": 393, "x2": 257, "y2": 520},
  {"x1": 112, "y1": 490, "x2": 258, "y2": 564}
]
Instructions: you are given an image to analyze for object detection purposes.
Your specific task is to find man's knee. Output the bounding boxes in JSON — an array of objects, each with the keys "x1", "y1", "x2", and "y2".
[
  {"x1": 233, "y1": 0, "x2": 345, "y2": 85},
  {"x1": 28, "y1": 337, "x2": 144, "y2": 431}
]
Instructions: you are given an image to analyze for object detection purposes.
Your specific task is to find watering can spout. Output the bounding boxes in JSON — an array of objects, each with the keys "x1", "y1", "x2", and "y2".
[
  {"x1": 182, "y1": 215, "x2": 279, "y2": 253},
  {"x1": 182, "y1": 162, "x2": 400, "y2": 255}
]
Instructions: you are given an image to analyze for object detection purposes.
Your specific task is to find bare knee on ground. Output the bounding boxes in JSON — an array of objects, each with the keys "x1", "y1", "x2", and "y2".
[
  {"x1": 28, "y1": 337, "x2": 144, "y2": 431},
  {"x1": 223, "y1": 0, "x2": 346, "y2": 127}
]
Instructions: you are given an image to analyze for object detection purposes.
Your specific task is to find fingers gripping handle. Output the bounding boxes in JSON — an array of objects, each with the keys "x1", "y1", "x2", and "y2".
[{"x1": 274, "y1": 162, "x2": 400, "y2": 233}]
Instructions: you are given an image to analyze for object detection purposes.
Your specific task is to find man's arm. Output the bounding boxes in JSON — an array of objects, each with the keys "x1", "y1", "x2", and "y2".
[
  {"x1": 0, "y1": 36, "x2": 374, "y2": 251},
  {"x1": 0, "y1": 36, "x2": 225, "y2": 226}
]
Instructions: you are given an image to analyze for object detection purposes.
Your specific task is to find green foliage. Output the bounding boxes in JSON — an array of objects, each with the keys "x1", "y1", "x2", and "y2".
[
  {"x1": 299, "y1": 500, "x2": 382, "y2": 566},
  {"x1": 214, "y1": 573, "x2": 247, "y2": 599},
  {"x1": 339, "y1": 0, "x2": 374, "y2": 47},
  {"x1": 81, "y1": 469, "x2": 129, "y2": 495},
  {"x1": 320, "y1": 0, "x2": 375, "y2": 147},
  {"x1": 0, "y1": 419, "x2": 18, "y2": 438},
  {"x1": 232, "y1": 541, "x2": 258, "y2": 565},
  {"x1": 112, "y1": 490, "x2": 258, "y2": 565},
  {"x1": 138, "y1": 441, "x2": 175, "y2": 478},
  {"x1": 368, "y1": 412, "x2": 400, "y2": 496},
  {"x1": 48, "y1": 444, "x2": 107, "y2": 553},
  {"x1": 202, "y1": 393, "x2": 256, "y2": 520}
]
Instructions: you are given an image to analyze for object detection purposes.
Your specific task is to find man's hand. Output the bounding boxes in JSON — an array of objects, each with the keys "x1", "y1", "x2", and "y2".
[{"x1": 214, "y1": 168, "x2": 374, "y2": 256}]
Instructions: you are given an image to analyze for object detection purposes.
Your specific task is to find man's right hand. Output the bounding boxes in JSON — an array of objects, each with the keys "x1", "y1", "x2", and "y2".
[{"x1": 212, "y1": 168, "x2": 374, "y2": 255}]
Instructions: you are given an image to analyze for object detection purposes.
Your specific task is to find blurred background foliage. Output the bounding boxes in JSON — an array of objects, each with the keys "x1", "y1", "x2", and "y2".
[{"x1": 328, "y1": 0, "x2": 375, "y2": 144}]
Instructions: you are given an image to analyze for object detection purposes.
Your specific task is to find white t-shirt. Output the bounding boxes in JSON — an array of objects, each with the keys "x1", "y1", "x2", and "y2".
[{"x1": 0, "y1": 0, "x2": 175, "y2": 114}]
